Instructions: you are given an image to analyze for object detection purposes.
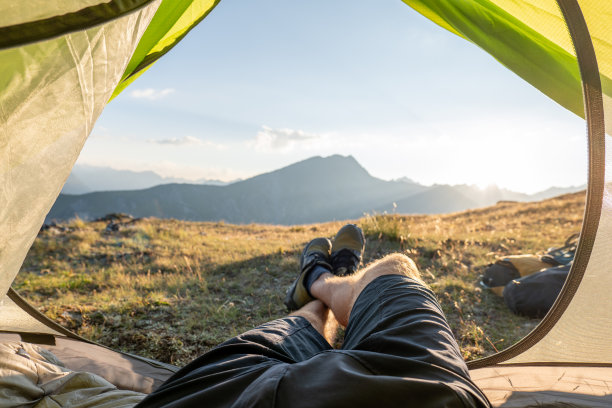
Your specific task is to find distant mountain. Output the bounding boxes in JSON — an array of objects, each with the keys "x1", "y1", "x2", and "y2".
[
  {"x1": 389, "y1": 184, "x2": 584, "y2": 215},
  {"x1": 530, "y1": 185, "x2": 586, "y2": 201},
  {"x1": 62, "y1": 165, "x2": 236, "y2": 194},
  {"x1": 388, "y1": 185, "x2": 479, "y2": 214},
  {"x1": 48, "y1": 155, "x2": 586, "y2": 224}
]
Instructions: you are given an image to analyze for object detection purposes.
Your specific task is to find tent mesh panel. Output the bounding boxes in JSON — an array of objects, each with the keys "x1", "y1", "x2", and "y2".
[
  {"x1": 0, "y1": 1, "x2": 161, "y2": 303},
  {"x1": 505, "y1": 0, "x2": 610, "y2": 365}
]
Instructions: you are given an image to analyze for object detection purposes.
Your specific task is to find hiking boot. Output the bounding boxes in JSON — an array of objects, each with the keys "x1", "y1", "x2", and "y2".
[
  {"x1": 331, "y1": 224, "x2": 365, "y2": 276},
  {"x1": 284, "y1": 238, "x2": 332, "y2": 311}
]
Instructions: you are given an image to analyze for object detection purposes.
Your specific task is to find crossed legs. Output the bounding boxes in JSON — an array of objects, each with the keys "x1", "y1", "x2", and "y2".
[
  {"x1": 291, "y1": 253, "x2": 422, "y2": 338},
  {"x1": 281, "y1": 253, "x2": 489, "y2": 407}
]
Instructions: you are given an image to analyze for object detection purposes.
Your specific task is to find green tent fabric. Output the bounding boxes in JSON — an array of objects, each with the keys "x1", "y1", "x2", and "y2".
[
  {"x1": 402, "y1": 0, "x2": 612, "y2": 133},
  {"x1": 111, "y1": 0, "x2": 221, "y2": 99}
]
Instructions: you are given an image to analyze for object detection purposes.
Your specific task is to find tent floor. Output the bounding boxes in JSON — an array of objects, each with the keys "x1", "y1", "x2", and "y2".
[
  {"x1": 3, "y1": 331, "x2": 611, "y2": 407},
  {"x1": 471, "y1": 365, "x2": 612, "y2": 407},
  {"x1": 0, "y1": 332, "x2": 175, "y2": 393}
]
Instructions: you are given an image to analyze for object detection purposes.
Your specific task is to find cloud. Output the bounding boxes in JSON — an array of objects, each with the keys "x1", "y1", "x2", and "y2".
[
  {"x1": 142, "y1": 161, "x2": 245, "y2": 182},
  {"x1": 130, "y1": 88, "x2": 175, "y2": 100},
  {"x1": 252, "y1": 126, "x2": 320, "y2": 152},
  {"x1": 147, "y1": 136, "x2": 228, "y2": 149},
  {"x1": 149, "y1": 135, "x2": 202, "y2": 146}
]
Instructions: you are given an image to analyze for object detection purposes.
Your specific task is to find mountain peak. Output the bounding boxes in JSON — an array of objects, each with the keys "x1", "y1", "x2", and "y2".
[
  {"x1": 236, "y1": 155, "x2": 374, "y2": 194},
  {"x1": 284, "y1": 154, "x2": 370, "y2": 177},
  {"x1": 296, "y1": 154, "x2": 360, "y2": 165}
]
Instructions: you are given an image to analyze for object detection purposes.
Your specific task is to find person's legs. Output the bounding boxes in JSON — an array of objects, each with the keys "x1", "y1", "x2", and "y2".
[
  {"x1": 137, "y1": 301, "x2": 335, "y2": 407},
  {"x1": 303, "y1": 253, "x2": 490, "y2": 407},
  {"x1": 310, "y1": 253, "x2": 420, "y2": 326}
]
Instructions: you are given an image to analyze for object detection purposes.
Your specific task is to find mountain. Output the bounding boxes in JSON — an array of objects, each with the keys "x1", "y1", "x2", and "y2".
[
  {"x1": 389, "y1": 185, "x2": 479, "y2": 214},
  {"x1": 62, "y1": 165, "x2": 235, "y2": 194},
  {"x1": 530, "y1": 185, "x2": 586, "y2": 201},
  {"x1": 47, "y1": 155, "x2": 585, "y2": 224},
  {"x1": 48, "y1": 156, "x2": 425, "y2": 224},
  {"x1": 389, "y1": 184, "x2": 585, "y2": 215}
]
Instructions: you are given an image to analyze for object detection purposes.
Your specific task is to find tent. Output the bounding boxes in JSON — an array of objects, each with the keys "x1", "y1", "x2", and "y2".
[{"x1": 0, "y1": 0, "x2": 610, "y2": 406}]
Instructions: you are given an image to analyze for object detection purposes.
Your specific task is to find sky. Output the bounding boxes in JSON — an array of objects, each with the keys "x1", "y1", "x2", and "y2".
[{"x1": 78, "y1": 0, "x2": 589, "y2": 194}]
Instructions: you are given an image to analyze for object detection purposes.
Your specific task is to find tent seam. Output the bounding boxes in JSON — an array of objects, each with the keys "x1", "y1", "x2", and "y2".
[{"x1": 0, "y1": 0, "x2": 157, "y2": 50}]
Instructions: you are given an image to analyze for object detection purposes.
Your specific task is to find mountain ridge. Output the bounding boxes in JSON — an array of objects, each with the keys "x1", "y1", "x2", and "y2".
[
  {"x1": 49, "y1": 155, "x2": 585, "y2": 224},
  {"x1": 62, "y1": 165, "x2": 237, "y2": 194}
]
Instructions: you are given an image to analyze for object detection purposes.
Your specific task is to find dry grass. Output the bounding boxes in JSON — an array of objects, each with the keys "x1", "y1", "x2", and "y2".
[{"x1": 13, "y1": 192, "x2": 584, "y2": 365}]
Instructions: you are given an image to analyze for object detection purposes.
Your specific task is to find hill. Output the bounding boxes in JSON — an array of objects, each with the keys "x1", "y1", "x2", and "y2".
[
  {"x1": 16, "y1": 191, "x2": 585, "y2": 365},
  {"x1": 48, "y1": 155, "x2": 584, "y2": 224}
]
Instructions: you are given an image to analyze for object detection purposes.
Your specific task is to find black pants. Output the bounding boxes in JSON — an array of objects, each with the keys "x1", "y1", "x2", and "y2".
[{"x1": 138, "y1": 275, "x2": 491, "y2": 407}]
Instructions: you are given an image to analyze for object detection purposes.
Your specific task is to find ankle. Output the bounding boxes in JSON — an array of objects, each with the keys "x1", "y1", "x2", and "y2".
[
  {"x1": 309, "y1": 272, "x2": 335, "y2": 302},
  {"x1": 305, "y1": 264, "x2": 332, "y2": 297}
]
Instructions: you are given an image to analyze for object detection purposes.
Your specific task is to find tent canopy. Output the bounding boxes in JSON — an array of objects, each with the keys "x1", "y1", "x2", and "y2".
[{"x1": 0, "y1": 0, "x2": 610, "y2": 405}]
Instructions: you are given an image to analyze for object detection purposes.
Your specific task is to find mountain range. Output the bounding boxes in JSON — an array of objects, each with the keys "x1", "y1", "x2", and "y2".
[
  {"x1": 47, "y1": 155, "x2": 584, "y2": 224},
  {"x1": 62, "y1": 165, "x2": 235, "y2": 194}
]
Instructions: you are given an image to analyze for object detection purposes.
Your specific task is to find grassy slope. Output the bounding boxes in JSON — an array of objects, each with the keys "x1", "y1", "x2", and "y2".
[{"x1": 13, "y1": 192, "x2": 584, "y2": 366}]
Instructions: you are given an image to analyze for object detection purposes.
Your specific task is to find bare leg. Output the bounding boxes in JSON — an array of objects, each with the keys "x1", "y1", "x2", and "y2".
[
  {"x1": 310, "y1": 253, "x2": 422, "y2": 327},
  {"x1": 290, "y1": 300, "x2": 339, "y2": 345}
]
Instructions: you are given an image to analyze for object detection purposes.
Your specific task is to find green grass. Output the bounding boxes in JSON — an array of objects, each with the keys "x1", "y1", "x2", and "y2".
[{"x1": 13, "y1": 193, "x2": 584, "y2": 365}]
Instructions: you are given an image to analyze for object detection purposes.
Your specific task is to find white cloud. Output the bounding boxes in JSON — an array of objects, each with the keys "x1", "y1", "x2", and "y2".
[
  {"x1": 251, "y1": 126, "x2": 320, "y2": 152},
  {"x1": 148, "y1": 135, "x2": 202, "y2": 146},
  {"x1": 130, "y1": 88, "x2": 175, "y2": 100},
  {"x1": 143, "y1": 161, "x2": 245, "y2": 182},
  {"x1": 147, "y1": 136, "x2": 227, "y2": 149}
]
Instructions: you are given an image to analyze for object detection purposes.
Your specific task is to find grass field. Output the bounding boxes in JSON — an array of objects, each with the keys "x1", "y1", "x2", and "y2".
[{"x1": 13, "y1": 192, "x2": 584, "y2": 366}]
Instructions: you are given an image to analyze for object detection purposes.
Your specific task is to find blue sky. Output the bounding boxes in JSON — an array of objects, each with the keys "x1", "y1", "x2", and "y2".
[{"x1": 79, "y1": 0, "x2": 588, "y2": 194}]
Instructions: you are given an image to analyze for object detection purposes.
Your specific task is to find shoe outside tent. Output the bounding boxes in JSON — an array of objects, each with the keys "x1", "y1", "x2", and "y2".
[{"x1": 0, "y1": 0, "x2": 610, "y2": 406}]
